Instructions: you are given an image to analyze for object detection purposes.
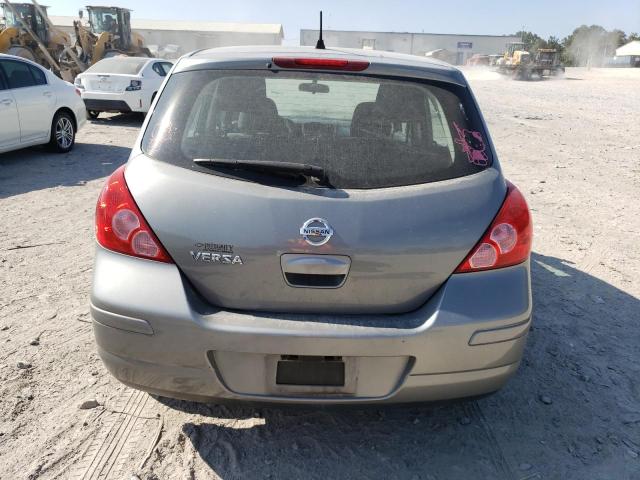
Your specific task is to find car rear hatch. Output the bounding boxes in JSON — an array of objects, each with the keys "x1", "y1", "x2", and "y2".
[
  {"x1": 127, "y1": 60, "x2": 506, "y2": 314},
  {"x1": 80, "y1": 57, "x2": 147, "y2": 93},
  {"x1": 82, "y1": 73, "x2": 137, "y2": 93}
]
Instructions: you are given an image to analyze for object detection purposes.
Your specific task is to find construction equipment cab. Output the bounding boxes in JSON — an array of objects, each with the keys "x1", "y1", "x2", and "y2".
[
  {"x1": 88, "y1": 7, "x2": 133, "y2": 50},
  {"x1": 0, "y1": 3, "x2": 70, "y2": 67},
  {"x1": 503, "y1": 42, "x2": 531, "y2": 67},
  {"x1": 74, "y1": 6, "x2": 151, "y2": 65},
  {"x1": 1, "y1": 3, "x2": 49, "y2": 50}
]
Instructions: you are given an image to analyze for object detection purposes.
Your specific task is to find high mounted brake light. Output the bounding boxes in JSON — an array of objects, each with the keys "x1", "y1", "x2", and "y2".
[
  {"x1": 95, "y1": 165, "x2": 173, "y2": 263},
  {"x1": 455, "y1": 181, "x2": 532, "y2": 273},
  {"x1": 272, "y1": 57, "x2": 370, "y2": 71}
]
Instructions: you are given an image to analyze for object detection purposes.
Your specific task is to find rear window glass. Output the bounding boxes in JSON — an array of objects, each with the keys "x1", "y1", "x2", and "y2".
[
  {"x1": 152, "y1": 62, "x2": 173, "y2": 77},
  {"x1": 142, "y1": 70, "x2": 492, "y2": 189},
  {"x1": 29, "y1": 65, "x2": 47, "y2": 85},
  {"x1": 85, "y1": 57, "x2": 148, "y2": 75}
]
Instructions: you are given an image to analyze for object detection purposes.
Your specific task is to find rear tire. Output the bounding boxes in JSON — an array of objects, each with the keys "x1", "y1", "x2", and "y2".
[
  {"x1": 48, "y1": 111, "x2": 76, "y2": 153},
  {"x1": 87, "y1": 110, "x2": 100, "y2": 120}
]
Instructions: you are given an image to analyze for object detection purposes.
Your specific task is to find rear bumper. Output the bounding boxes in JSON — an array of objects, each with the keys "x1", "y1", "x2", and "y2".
[
  {"x1": 84, "y1": 99, "x2": 132, "y2": 113},
  {"x1": 81, "y1": 91, "x2": 145, "y2": 113},
  {"x1": 91, "y1": 246, "x2": 532, "y2": 404}
]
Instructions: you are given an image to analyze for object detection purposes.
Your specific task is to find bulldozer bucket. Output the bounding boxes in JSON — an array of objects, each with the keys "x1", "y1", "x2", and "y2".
[{"x1": 0, "y1": 27, "x2": 20, "y2": 53}]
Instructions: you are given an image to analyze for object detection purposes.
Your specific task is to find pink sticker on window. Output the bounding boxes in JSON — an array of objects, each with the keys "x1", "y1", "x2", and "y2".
[{"x1": 453, "y1": 122, "x2": 489, "y2": 166}]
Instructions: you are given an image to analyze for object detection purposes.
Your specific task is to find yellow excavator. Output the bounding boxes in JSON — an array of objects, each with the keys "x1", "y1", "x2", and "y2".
[
  {"x1": 0, "y1": 1, "x2": 83, "y2": 79},
  {"x1": 73, "y1": 6, "x2": 151, "y2": 66}
]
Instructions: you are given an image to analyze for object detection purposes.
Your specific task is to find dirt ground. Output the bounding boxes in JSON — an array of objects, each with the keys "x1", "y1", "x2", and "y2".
[{"x1": 1, "y1": 67, "x2": 639, "y2": 480}]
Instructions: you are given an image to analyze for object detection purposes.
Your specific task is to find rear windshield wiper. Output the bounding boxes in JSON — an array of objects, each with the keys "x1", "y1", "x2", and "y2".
[{"x1": 193, "y1": 159, "x2": 330, "y2": 186}]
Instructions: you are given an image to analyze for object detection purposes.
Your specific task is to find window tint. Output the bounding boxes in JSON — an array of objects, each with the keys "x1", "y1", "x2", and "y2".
[
  {"x1": 85, "y1": 57, "x2": 148, "y2": 75},
  {"x1": 152, "y1": 62, "x2": 166, "y2": 77},
  {"x1": 162, "y1": 62, "x2": 173, "y2": 74},
  {"x1": 29, "y1": 65, "x2": 47, "y2": 86},
  {"x1": 265, "y1": 78, "x2": 379, "y2": 124},
  {"x1": 142, "y1": 70, "x2": 491, "y2": 189},
  {"x1": 1, "y1": 60, "x2": 36, "y2": 89},
  {"x1": 0, "y1": 69, "x2": 6, "y2": 90}
]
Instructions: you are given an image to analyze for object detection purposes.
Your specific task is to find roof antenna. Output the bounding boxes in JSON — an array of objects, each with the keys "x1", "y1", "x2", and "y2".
[{"x1": 315, "y1": 11, "x2": 326, "y2": 49}]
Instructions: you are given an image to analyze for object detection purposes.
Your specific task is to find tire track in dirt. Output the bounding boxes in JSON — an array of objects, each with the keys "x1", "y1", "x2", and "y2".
[
  {"x1": 578, "y1": 239, "x2": 612, "y2": 276},
  {"x1": 464, "y1": 401, "x2": 516, "y2": 479},
  {"x1": 69, "y1": 389, "x2": 160, "y2": 479}
]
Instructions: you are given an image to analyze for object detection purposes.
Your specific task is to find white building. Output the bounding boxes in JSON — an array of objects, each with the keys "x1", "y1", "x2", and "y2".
[
  {"x1": 50, "y1": 16, "x2": 284, "y2": 58},
  {"x1": 300, "y1": 29, "x2": 520, "y2": 65},
  {"x1": 613, "y1": 40, "x2": 640, "y2": 67}
]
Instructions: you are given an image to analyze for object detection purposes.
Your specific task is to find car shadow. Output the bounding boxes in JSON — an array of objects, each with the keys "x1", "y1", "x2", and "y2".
[
  {"x1": 154, "y1": 252, "x2": 640, "y2": 479},
  {"x1": 0, "y1": 142, "x2": 130, "y2": 199},
  {"x1": 90, "y1": 112, "x2": 146, "y2": 125}
]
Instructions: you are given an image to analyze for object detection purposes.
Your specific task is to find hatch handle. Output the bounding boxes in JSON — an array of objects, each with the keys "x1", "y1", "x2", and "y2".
[{"x1": 281, "y1": 254, "x2": 351, "y2": 288}]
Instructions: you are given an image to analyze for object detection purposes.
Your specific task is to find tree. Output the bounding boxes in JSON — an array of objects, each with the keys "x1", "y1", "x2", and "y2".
[
  {"x1": 562, "y1": 25, "x2": 622, "y2": 67},
  {"x1": 514, "y1": 30, "x2": 546, "y2": 52},
  {"x1": 547, "y1": 36, "x2": 562, "y2": 51},
  {"x1": 506, "y1": 26, "x2": 634, "y2": 66},
  {"x1": 609, "y1": 29, "x2": 627, "y2": 48}
]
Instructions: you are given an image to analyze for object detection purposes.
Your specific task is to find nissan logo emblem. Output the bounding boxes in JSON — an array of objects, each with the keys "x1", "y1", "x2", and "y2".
[{"x1": 299, "y1": 218, "x2": 333, "y2": 246}]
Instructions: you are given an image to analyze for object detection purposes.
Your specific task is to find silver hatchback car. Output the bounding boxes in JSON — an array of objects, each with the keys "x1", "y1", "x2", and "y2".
[{"x1": 91, "y1": 46, "x2": 532, "y2": 404}]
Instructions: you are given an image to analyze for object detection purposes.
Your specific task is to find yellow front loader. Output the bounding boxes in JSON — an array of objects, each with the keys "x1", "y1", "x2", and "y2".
[
  {"x1": 496, "y1": 42, "x2": 533, "y2": 78},
  {"x1": 73, "y1": 6, "x2": 152, "y2": 66},
  {"x1": 0, "y1": 1, "x2": 84, "y2": 80},
  {"x1": 496, "y1": 42, "x2": 564, "y2": 80}
]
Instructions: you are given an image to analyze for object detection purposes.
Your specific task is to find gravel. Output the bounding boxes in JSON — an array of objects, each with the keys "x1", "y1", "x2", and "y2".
[
  {"x1": 78, "y1": 399, "x2": 100, "y2": 410},
  {"x1": 539, "y1": 395, "x2": 553, "y2": 405}
]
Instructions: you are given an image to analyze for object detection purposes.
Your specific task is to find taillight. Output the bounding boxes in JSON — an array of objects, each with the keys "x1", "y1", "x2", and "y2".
[
  {"x1": 272, "y1": 57, "x2": 369, "y2": 71},
  {"x1": 455, "y1": 181, "x2": 532, "y2": 273},
  {"x1": 125, "y1": 80, "x2": 142, "y2": 91},
  {"x1": 95, "y1": 165, "x2": 173, "y2": 263}
]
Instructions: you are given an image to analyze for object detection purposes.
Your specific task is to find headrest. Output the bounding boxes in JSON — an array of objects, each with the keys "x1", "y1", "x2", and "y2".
[
  {"x1": 350, "y1": 102, "x2": 392, "y2": 138},
  {"x1": 375, "y1": 84, "x2": 428, "y2": 121},
  {"x1": 213, "y1": 76, "x2": 271, "y2": 113},
  {"x1": 237, "y1": 97, "x2": 280, "y2": 132}
]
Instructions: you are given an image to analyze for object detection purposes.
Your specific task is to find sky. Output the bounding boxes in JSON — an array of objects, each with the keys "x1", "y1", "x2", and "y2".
[{"x1": 48, "y1": 0, "x2": 640, "y2": 43}]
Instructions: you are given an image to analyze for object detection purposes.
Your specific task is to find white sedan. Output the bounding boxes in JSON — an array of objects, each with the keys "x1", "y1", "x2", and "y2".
[
  {"x1": 0, "y1": 54, "x2": 86, "y2": 154},
  {"x1": 75, "y1": 57, "x2": 173, "y2": 119}
]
